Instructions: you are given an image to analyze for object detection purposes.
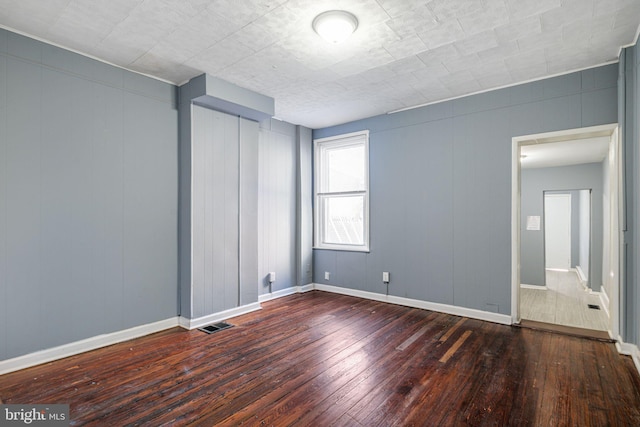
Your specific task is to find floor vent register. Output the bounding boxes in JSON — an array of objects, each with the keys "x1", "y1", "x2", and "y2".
[{"x1": 199, "y1": 322, "x2": 233, "y2": 334}]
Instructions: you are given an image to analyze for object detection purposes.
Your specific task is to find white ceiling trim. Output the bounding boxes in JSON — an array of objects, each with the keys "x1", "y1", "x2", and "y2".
[
  {"x1": 387, "y1": 58, "x2": 620, "y2": 115},
  {"x1": 0, "y1": 23, "x2": 176, "y2": 85}
]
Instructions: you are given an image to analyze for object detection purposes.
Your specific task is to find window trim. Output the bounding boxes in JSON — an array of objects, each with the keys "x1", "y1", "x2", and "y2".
[{"x1": 313, "y1": 130, "x2": 370, "y2": 252}]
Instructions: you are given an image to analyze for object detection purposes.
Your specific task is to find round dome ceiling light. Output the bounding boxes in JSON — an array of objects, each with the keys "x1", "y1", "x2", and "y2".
[{"x1": 312, "y1": 10, "x2": 358, "y2": 44}]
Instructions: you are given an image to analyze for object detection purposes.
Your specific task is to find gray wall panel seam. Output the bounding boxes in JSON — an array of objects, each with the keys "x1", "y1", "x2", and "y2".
[{"x1": 0, "y1": 52, "x2": 176, "y2": 105}]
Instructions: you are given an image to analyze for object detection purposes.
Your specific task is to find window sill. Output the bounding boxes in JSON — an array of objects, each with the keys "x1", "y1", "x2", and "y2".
[{"x1": 313, "y1": 246, "x2": 370, "y2": 253}]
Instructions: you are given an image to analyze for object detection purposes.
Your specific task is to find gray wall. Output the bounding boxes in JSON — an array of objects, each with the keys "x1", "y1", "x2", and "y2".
[
  {"x1": 257, "y1": 119, "x2": 314, "y2": 294},
  {"x1": 313, "y1": 64, "x2": 618, "y2": 316},
  {"x1": 239, "y1": 118, "x2": 260, "y2": 306},
  {"x1": 520, "y1": 165, "x2": 603, "y2": 291},
  {"x1": 296, "y1": 126, "x2": 314, "y2": 286},
  {"x1": 620, "y1": 42, "x2": 639, "y2": 346},
  {"x1": 0, "y1": 30, "x2": 178, "y2": 360},
  {"x1": 258, "y1": 119, "x2": 297, "y2": 294}
]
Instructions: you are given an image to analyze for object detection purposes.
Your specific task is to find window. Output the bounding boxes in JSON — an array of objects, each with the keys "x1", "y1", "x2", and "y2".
[{"x1": 314, "y1": 130, "x2": 369, "y2": 251}]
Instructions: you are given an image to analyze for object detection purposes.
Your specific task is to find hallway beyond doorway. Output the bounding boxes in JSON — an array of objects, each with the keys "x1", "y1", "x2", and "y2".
[{"x1": 520, "y1": 270, "x2": 608, "y2": 332}]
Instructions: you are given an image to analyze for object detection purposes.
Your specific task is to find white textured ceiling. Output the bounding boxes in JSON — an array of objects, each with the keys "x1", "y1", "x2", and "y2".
[{"x1": 1, "y1": 0, "x2": 639, "y2": 128}]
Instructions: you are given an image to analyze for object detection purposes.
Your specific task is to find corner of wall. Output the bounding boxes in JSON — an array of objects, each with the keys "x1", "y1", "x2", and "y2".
[{"x1": 296, "y1": 125, "x2": 314, "y2": 286}]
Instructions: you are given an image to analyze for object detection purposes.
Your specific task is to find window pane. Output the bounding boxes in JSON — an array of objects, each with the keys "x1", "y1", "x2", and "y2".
[
  {"x1": 326, "y1": 144, "x2": 365, "y2": 192},
  {"x1": 323, "y1": 196, "x2": 364, "y2": 245}
]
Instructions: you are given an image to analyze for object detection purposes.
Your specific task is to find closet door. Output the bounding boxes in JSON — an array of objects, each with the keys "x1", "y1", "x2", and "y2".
[
  {"x1": 238, "y1": 117, "x2": 259, "y2": 306},
  {"x1": 192, "y1": 105, "x2": 239, "y2": 316}
]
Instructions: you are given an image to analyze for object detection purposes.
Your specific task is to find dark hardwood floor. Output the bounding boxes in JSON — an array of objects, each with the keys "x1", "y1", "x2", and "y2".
[{"x1": 1, "y1": 290, "x2": 639, "y2": 426}]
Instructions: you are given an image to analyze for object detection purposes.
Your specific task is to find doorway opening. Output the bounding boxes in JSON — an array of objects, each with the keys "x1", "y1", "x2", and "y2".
[
  {"x1": 544, "y1": 192, "x2": 573, "y2": 272},
  {"x1": 511, "y1": 124, "x2": 620, "y2": 339}
]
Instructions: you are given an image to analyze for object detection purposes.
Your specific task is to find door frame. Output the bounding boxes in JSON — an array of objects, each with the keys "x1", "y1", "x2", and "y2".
[{"x1": 511, "y1": 123, "x2": 620, "y2": 339}]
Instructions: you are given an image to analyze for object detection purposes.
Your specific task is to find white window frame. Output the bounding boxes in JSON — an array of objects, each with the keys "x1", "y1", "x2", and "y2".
[{"x1": 313, "y1": 130, "x2": 370, "y2": 252}]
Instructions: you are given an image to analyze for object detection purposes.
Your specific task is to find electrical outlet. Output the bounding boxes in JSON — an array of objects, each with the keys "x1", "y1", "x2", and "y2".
[
  {"x1": 325, "y1": 271, "x2": 330, "y2": 280},
  {"x1": 382, "y1": 271, "x2": 390, "y2": 283},
  {"x1": 269, "y1": 272, "x2": 276, "y2": 283}
]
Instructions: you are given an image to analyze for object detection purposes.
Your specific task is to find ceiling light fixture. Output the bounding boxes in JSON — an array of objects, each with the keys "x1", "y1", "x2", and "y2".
[{"x1": 312, "y1": 10, "x2": 358, "y2": 44}]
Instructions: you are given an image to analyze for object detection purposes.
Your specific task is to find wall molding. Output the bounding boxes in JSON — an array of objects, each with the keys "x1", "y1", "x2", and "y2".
[
  {"x1": 1, "y1": 296, "x2": 288, "y2": 375},
  {"x1": 312, "y1": 283, "x2": 512, "y2": 325},
  {"x1": 575, "y1": 266, "x2": 587, "y2": 286},
  {"x1": 179, "y1": 302, "x2": 262, "y2": 330},
  {"x1": 616, "y1": 337, "x2": 640, "y2": 376},
  {"x1": 258, "y1": 285, "x2": 314, "y2": 303},
  {"x1": 261, "y1": 283, "x2": 511, "y2": 325},
  {"x1": 2, "y1": 300, "x2": 265, "y2": 375},
  {"x1": 520, "y1": 283, "x2": 549, "y2": 290},
  {"x1": 0, "y1": 317, "x2": 179, "y2": 375}
]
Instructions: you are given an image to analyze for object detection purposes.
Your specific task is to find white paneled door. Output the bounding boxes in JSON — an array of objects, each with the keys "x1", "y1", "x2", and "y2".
[{"x1": 544, "y1": 193, "x2": 571, "y2": 270}]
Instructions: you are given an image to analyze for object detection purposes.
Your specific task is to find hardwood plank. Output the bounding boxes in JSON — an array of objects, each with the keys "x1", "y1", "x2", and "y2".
[
  {"x1": 438, "y1": 330, "x2": 472, "y2": 363},
  {"x1": 293, "y1": 313, "x2": 452, "y2": 425},
  {"x1": 1, "y1": 291, "x2": 639, "y2": 426},
  {"x1": 504, "y1": 329, "x2": 542, "y2": 427},
  {"x1": 210, "y1": 305, "x2": 429, "y2": 426},
  {"x1": 266, "y1": 309, "x2": 445, "y2": 426},
  {"x1": 438, "y1": 316, "x2": 467, "y2": 342},
  {"x1": 345, "y1": 315, "x2": 472, "y2": 424},
  {"x1": 397, "y1": 319, "x2": 505, "y2": 426},
  {"x1": 130, "y1": 296, "x2": 396, "y2": 426},
  {"x1": 395, "y1": 324, "x2": 431, "y2": 351},
  {"x1": 453, "y1": 322, "x2": 519, "y2": 426}
]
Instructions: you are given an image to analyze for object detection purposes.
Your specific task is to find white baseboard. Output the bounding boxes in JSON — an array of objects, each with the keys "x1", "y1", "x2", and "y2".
[
  {"x1": 262, "y1": 283, "x2": 511, "y2": 325},
  {"x1": 312, "y1": 283, "x2": 512, "y2": 325},
  {"x1": 575, "y1": 266, "x2": 587, "y2": 284},
  {"x1": 179, "y1": 302, "x2": 262, "y2": 330},
  {"x1": 258, "y1": 284, "x2": 314, "y2": 303},
  {"x1": 520, "y1": 283, "x2": 548, "y2": 290},
  {"x1": 616, "y1": 337, "x2": 640, "y2": 376},
  {"x1": 0, "y1": 281, "x2": 549, "y2": 376},
  {"x1": 0, "y1": 317, "x2": 179, "y2": 375},
  {"x1": 0, "y1": 290, "x2": 312, "y2": 376},
  {"x1": 299, "y1": 284, "x2": 314, "y2": 292}
]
